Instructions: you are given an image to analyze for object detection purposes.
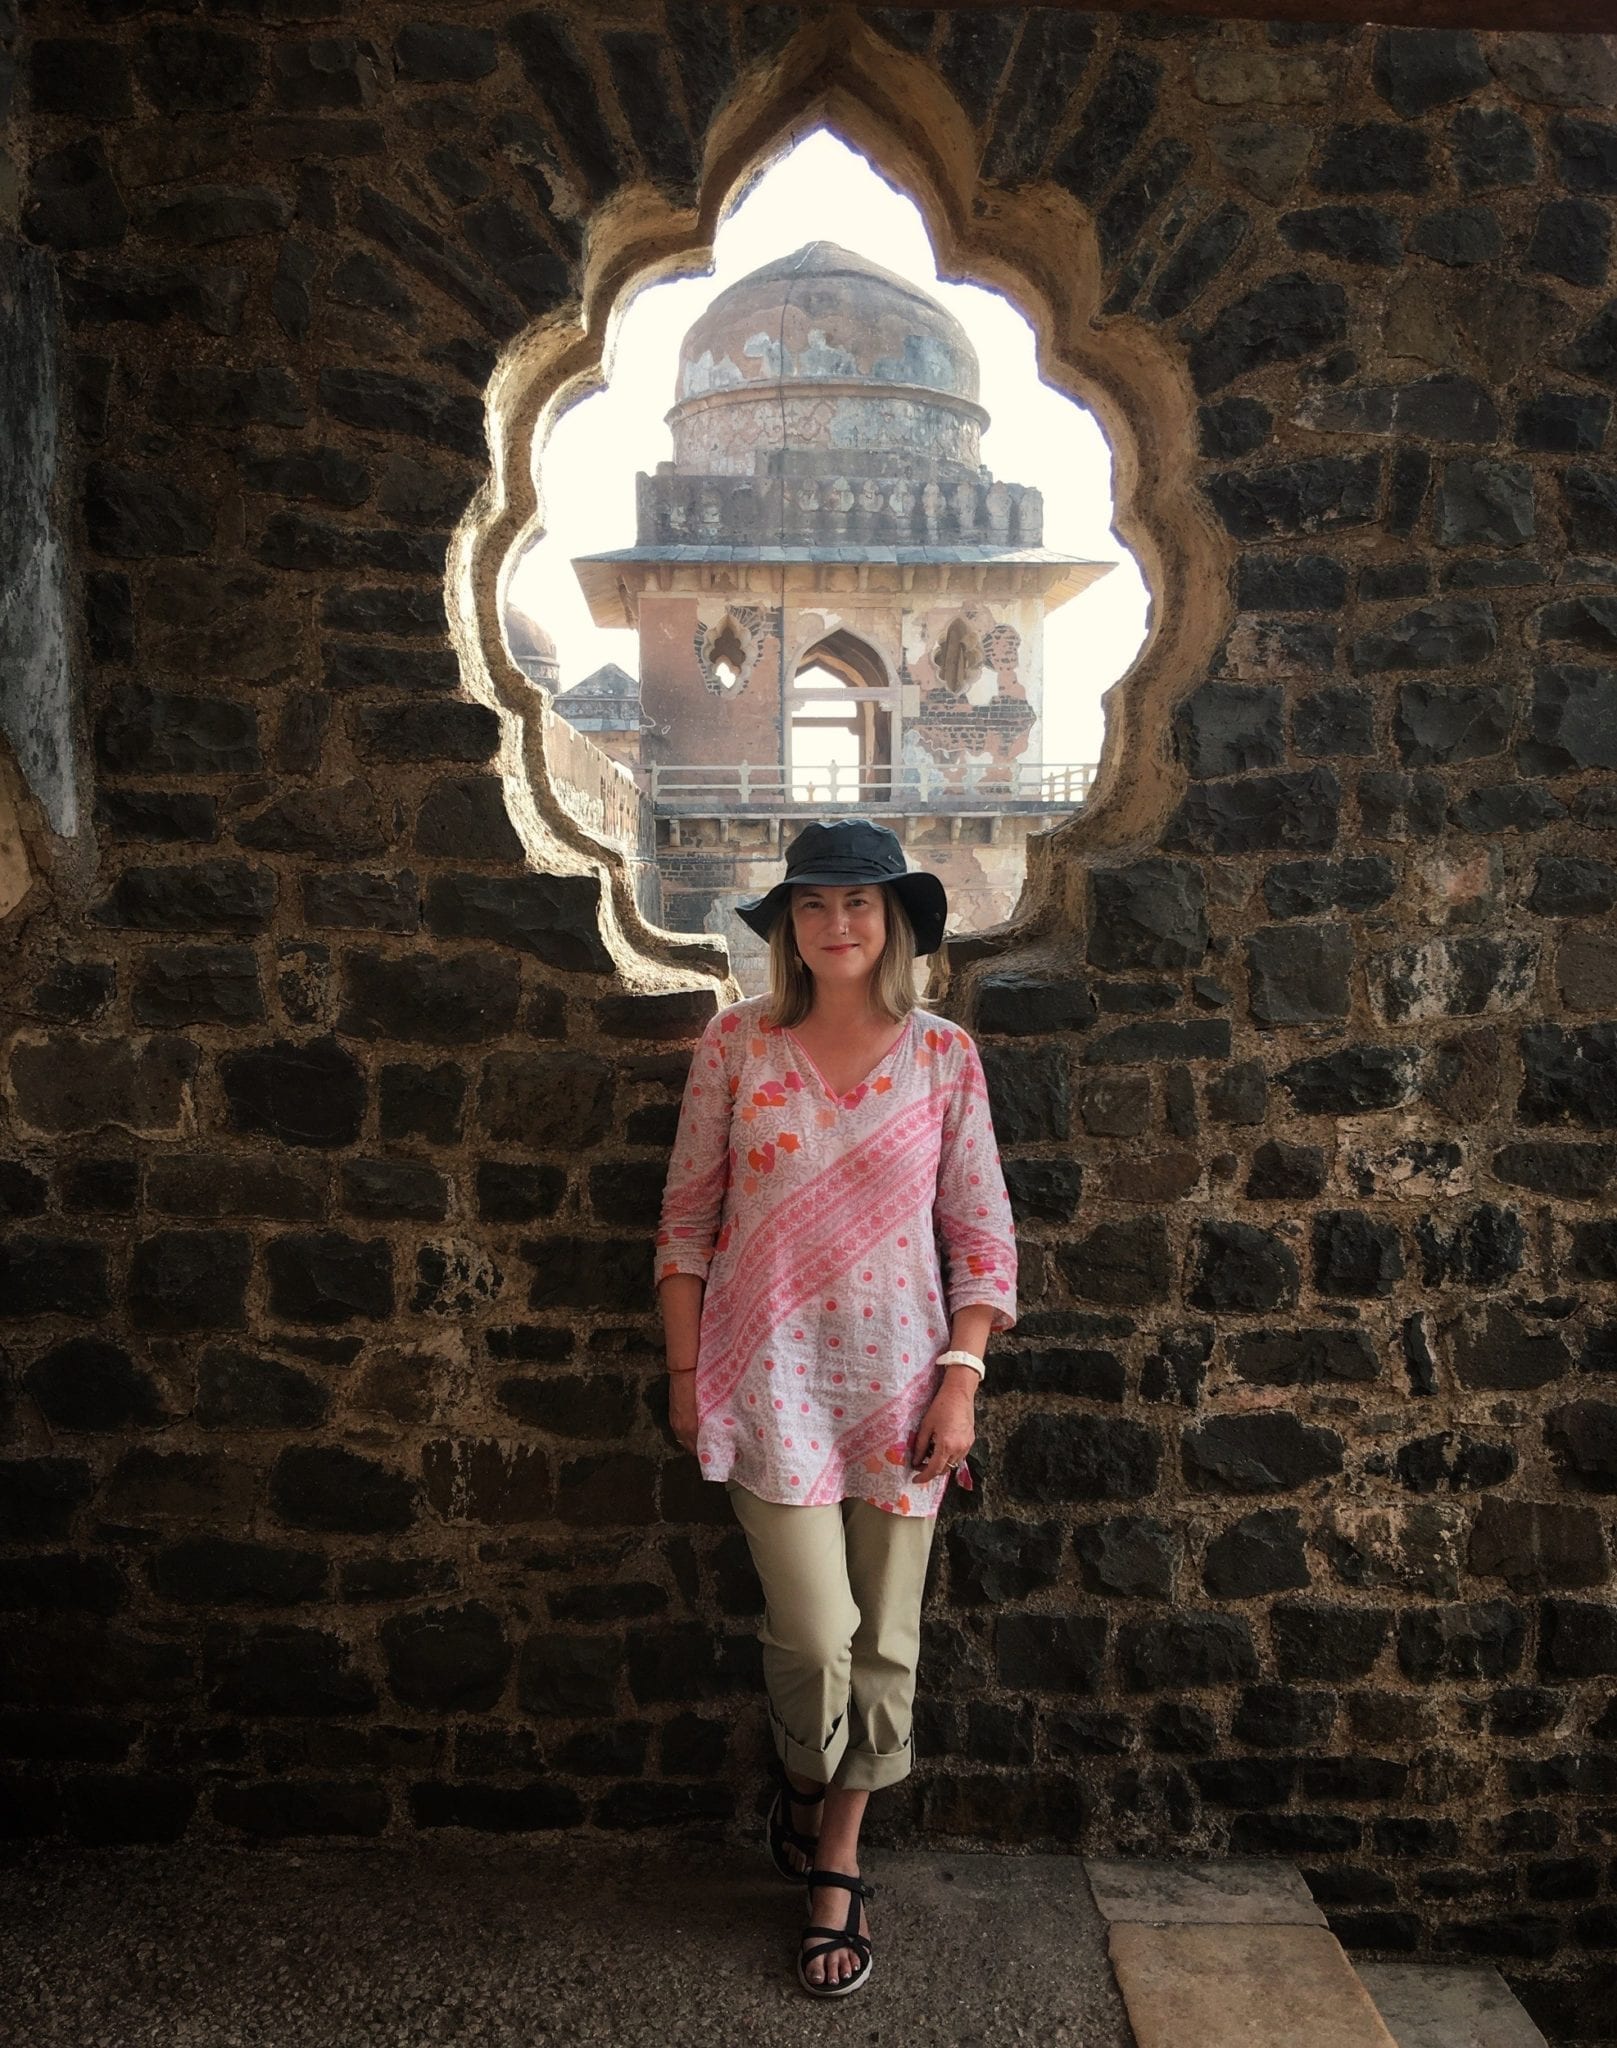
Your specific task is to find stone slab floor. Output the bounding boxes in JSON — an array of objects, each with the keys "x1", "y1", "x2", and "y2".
[{"x1": 0, "y1": 1837, "x2": 1135, "y2": 2048}]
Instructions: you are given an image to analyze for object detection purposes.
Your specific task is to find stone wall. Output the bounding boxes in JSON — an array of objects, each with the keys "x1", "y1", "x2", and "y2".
[{"x1": 4, "y1": 4, "x2": 1617, "y2": 2038}]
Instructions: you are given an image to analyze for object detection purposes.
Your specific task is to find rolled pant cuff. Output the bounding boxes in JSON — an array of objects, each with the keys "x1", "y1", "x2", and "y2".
[
  {"x1": 833, "y1": 1737, "x2": 913, "y2": 1792},
  {"x1": 774, "y1": 1712, "x2": 850, "y2": 1788}
]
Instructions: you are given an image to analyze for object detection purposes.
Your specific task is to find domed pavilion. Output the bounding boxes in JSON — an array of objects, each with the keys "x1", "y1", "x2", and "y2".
[{"x1": 572, "y1": 241, "x2": 1113, "y2": 976}]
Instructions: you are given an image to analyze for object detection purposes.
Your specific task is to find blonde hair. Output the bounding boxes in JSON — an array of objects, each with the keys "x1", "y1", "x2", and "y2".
[{"x1": 763, "y1": 883, "x2": 919, "y2": 1030}]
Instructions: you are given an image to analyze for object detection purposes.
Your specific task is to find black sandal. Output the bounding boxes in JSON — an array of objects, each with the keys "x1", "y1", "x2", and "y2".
[
  {"x1": 797, "y1": 1868, "x2": 875, "y2": 1999},
  {"x1": 764, "y1": 1756, "x2": 826, "y2": 1882}
]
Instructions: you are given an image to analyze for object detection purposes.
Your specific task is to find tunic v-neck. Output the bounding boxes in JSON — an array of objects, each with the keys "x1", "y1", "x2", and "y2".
[
  {"x1": 655, "y1": 994, "x2": 1018, "y2": 1516},
  {"x1": 782, "y1": 1013, "x2": 914, "y2": 1105}
]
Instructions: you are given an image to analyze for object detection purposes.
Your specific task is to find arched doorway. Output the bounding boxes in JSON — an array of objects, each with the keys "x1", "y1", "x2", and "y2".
[{"x1": 789, "y1": 628, "x2": 896, "y2": 805}]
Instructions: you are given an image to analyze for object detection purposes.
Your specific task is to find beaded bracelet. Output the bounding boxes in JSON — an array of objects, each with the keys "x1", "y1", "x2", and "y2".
[{"x1": 935, "y1": 1349, "x2": 986, "y2": 1382}]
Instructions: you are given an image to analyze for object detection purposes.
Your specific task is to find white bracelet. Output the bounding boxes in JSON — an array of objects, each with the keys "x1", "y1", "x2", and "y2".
[{"x1": 936, "y1": 1349, "x2": 985, "y2": 1382}]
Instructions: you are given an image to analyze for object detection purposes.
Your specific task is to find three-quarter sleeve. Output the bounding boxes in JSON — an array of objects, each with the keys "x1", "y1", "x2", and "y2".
[
  {"x1": 934, "y1": 1033, "x2": 1018, "y2": 1332},
  {"x1": 654, "y1": 1014, "x2": 735, "y2": 1288}
]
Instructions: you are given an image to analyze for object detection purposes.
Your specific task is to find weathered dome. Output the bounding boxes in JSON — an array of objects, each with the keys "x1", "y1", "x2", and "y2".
[
  {"x1": 677, "y1": 241, "x2": 980, "y2": 405},
  {"x1": 668, "y1": 242, "x2": 986, "y2": 480}
]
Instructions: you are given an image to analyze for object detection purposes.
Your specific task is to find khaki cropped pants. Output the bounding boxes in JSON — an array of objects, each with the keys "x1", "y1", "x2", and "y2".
[{"x1": 727, "y1": 1482, "x2": 938, "y2": 1792}]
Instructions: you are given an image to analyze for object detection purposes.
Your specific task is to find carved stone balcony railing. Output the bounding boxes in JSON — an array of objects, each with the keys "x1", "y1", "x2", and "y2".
[{"x1": 645, "y1": 759, "x2": 1097, "y2": 815}]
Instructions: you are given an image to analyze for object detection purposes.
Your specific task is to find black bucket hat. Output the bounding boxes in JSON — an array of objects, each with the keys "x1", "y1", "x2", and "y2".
[{"x1": 736, "y1": 819, "x2": 949, "y2": 955}]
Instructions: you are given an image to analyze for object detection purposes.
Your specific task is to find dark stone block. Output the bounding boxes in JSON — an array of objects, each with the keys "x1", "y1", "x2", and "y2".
[
  {"x1": 394, "y1": 23, "x2": 497, "y2": 82},
  {"x1": 1563, "y1": 468, "x2": 1617, "y2": 555},
  {"x1": 1312, "y1": 1211, "x2": 1405, "y2": 1299},
  {"x1": 1522, "y1": 662, "x2": 1617, "y2": 778},
  {"x1": 477, "y1": 1052, "x2": 613, "y2": 1149},
  {"x1": 136, "y1": 25, "x2": 260, "y2": 112},
  {"x1": 1236, "y1": 554, "x2": 1348, "y2": 613},
  {"x1": 1204, "y1": 1507, "x2": 1310, "y2": 1598},
  {"x1": 338, "y1": 950, "x2": 521, "y2": 1045},
  {"x1": 1231, "y1": 1327, "x2": 1378, "y2": 1386},
  {"x1": 523, "y1": 1237, "x2": 650, "y2": 1315},
  {"x1": 516, "y1": 1632, "x2": 619, "y2": 1718},
  {"x1": 1358, "y1": 769, "x2": 1449, "y2": 840},
  {"x1": 128, "y1": 1229, "x2": 250, "y2": 1333},
  {"x1": 1553, "y1": 116, "x2": 1617, "y2": 196},
  {"x1": 422, "y1": 872, "x2": 609, "y2": 971},
  {"x1": 380, "y1": 1602, "x2": 511, "y2": 1713},
  {"x1": 1166, "y1": 767, "x2": 1340, "y2": 855},
  {"x1": 84, "y1": 461, "x2": 211, "y2": 558},
  {"x1": 1190, "y1": 273, "x2": 1348, "y2": 396},
  {"x1": 196, "y1": 1344, "x2": 327, "y2": 1429},
  {"x1": 23, "y1": 1338, "x2": 165, "y2": 1430},
  {"x1": 1519, "y1": 1024, "x2": 1617, "y2": 1129},
  {"x1": 1245, "y1": 923, "x2": 1354, "y2": 1027},
  {"x1": 1356, "y1": 600, "x2": 1499, "y2": 676},
  {"x1": 203, "y1": 1622, "x2": 378, "y2": 1717},
  {"x1": 59, "y1": 1158, "x2": 138, "y2": 1216},
  {"x1": 1450, "y1": 784, "x2": 1568, "y2": 833},
  {"x1": 1279, "y1": 206, "x2": 1403, "y2": 267},
  {"x1": 303, "y1": 870, "x2": 420, "y2": 935},
  {"x1": 1074, "y1": 1515, "x2": 1181, "y2": 1600},
  {"x1": 341, "y1": 1159, "x2": 446, "y2": 1223},
  {"x1": 1174, "y1": 681, "x2": 1284, "y2": 778},
  {"x1": 1400, "y1": 679, "x2": 1522, "y2": 770},
  {"x1": 506, "y1": 12, "x2": 623, "y2": 206},
  {"x1": 1206, "y1": 1062, "x2": 1265, "y2": 1127},
  {"x1": 221, "y1": 1038, "x2": 365, "y2": 1149},
  {"x1": 982, "y1": 12, "x2": 1095, "y2": 183},
  {"x1": 1385, "y1": 445, "x2": 1431, "y2": 540},
  {"x1": 1494, "y1": 1141, "x2": 1616, "y2": 1198},
  {"x1": 979, "y1": 1044, "x2": 1071, "y2": 1142},
  {"x1": 1469, "y1": 1500, "x2": 1607, "y2": 1593},
  {"x1": 1055, "y1": 1218, "x2": 1171, "y2": 1307},
  {"x1": 476, "y1": 1164, "x2": 565, "y2": 1225},
  {"x1": 1279, "y1": 1045, "x2": 1418, "y2": 1115},
  {"x1": 1205, "y1": 455, "x2": 1380, "y2": 541},
  {"x1": 1198, "y1": 398, "x2": 1272, "y2": 459},
  {"x1": 1264, "y1": 856, "x2": 1396, "y2": 920},
  {"x1": 93, "y1": 860, "x2": 273, "y2": 934},
  {"x1": 1242, "y1": 1141, "x2": 1326, "y2": 1202},
  {"x1": 1146, "y1": 203, "x2": 1250, "y2": 321},
  {"x1": 1184, "y1": 1413, "x2": 1344, "y2": 1494},
  {"x1": 946, "y1": 1518, "x2": 1065, "y2": 1606},
  {"x1": 1416, "y1": 1206, "x2": 1526, "y2": 1289},
  {"x1": 1450, "y1": 104, "x2": 1535, "y2": 189},
  {"x1": 1396, "y1": 1430, "x2": 1515, "y2": 1494},
  {"x1": 1236, "y1": 1685, "x2": 1338, "y2": 1749},
  {"x1": 271, "y1": 1444, "x2": 415, "y2": 1535},
  {"x1": 95, "y1": 687, "x2": 259, "y2": 778},
  {"x1": 1083, "y1": 1020, "x2": 1230, "y2": 1065},
  {"x1": 1002, "y1": 1415, "x2": 1160, "y2": 1503},
  {"x1": 1411, "y1": 206, "x2": 1503, "y2": 266},
  {"x1": 24, "y1": 139, "x2": 127, "y2": 252},
  {"x1": 1000, "y1": 1158, "x2": 1083, "y2": 1225},
  {"x1": 1435, "y1": 460, "x2": 1535, "y2": 548},
  {"x1": 1540, "y1": 1600, "x2": 1617, "y2": 1678},
  {"x1": 1086, "y1": 859, "x2": 1209, "y2": 970},
  {"x1": 1188, "y1": 1222, "x2": 1299, "y2": 1313},
  {"x1": 1373, "y1": 28, "x2": 1488, "y2": 114},
  {"x1": 378, "y1": 1061, "x2": 464, "y2": 1143},
  {"x1": 0, "y1": 1459, "x2": 95, "y2": 1541},
  {"x1": 1528, "y1": 199, "x2": 1611, "y2": 289},
  {"x1": 991, "y1": 1610, "x2": 1107, "y2": 1694},
  {"x1": 1314, "y1": 123, "x2": 1430, "y2": 195},
  {"x1": 150, "y1": 1538, "x2": 325, "y2": 1608},
  {"x1": 1398, "y1": 1601, "x2": 1525, "y2": 1681},
  {"x1": 317, "y1": 366, "x2": 482, "y2": 458},
  {"x1": 1119, "y1": 1614, "x2": 1258, "y2": 1691},
  {"x1": 1272, "y1": 1601, "x2": 1391, "y2": 1681},
  {"x1": 132, "y1": 946, "x2": 263, "y2": 1028},
  {"x1": 266, "y1": 1231, "x2": 393, "y2": 1325},
  {"x1": 413, "y1": 778, "x2": 525, "y2": 863},
  {"x1": 1049, "y1": 47, "x2": 1161, "y2": 207}
]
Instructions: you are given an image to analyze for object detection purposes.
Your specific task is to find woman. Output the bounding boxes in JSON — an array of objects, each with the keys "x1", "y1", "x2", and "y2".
[{"x1": 655, "y1": 818, "x2": 1018, "y2": 1998}]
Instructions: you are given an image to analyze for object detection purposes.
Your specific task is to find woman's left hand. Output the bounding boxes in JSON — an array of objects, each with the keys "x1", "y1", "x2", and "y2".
[{"x1": 911, "y1": 1381, "x2": 976, "y2": 1484}]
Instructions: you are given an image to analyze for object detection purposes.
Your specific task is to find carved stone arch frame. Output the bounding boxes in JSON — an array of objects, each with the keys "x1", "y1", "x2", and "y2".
[{"x1": 451, "y1": 11, "x2": 1231, "y2": 990}]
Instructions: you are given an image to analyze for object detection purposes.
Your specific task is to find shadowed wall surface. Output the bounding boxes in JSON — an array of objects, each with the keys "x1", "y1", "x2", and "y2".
[{"x1": 3, "y1": 5, "x2": 1617, "y2": 2040}]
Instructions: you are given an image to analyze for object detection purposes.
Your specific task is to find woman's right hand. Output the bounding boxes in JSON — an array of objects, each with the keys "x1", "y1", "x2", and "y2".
[{"x1": 668, "y1": 1370, "x2": 700, "y2": 1454}]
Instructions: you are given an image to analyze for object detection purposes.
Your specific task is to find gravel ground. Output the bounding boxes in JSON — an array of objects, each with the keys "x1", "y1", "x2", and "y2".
[{"x1": 0, "y1": 1836, "x2": 1133, "y2": 2048}]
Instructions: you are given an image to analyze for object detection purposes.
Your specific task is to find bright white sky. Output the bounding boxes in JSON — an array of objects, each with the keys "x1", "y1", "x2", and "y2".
[{"x1": 505, "y1": 129, "x2": 1149, "y2": 765}]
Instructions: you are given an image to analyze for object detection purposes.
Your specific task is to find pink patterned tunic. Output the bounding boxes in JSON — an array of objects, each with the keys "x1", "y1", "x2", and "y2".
[{"x1": 655, "y1": 995, "x2": 1017, "y2": 1518}]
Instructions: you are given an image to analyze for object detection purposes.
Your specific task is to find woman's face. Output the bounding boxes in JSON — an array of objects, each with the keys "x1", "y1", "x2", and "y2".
[{"x1": 789, "y1": 883, "x2": 887, "y2": 987}]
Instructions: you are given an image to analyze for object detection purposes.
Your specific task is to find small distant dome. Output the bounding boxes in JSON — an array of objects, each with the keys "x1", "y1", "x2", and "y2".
[
  {"x1": 505, "y1": 607, "x2": 560, "y2": 689},
  {"x1": 677, "y1": 241, "x2": 979, "y2": 406}
]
